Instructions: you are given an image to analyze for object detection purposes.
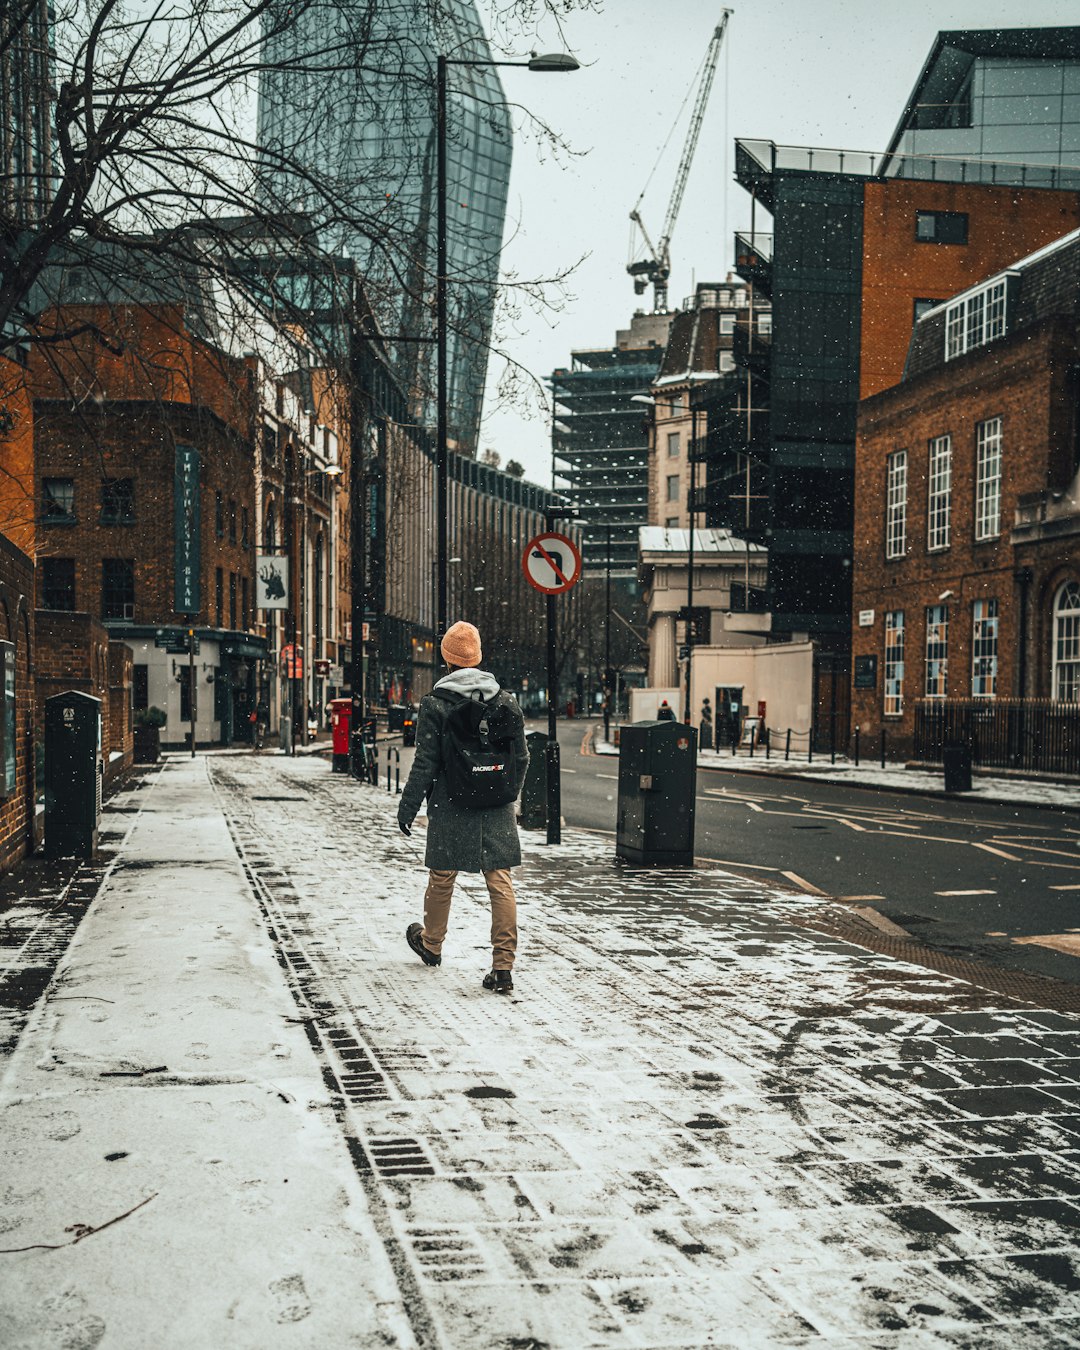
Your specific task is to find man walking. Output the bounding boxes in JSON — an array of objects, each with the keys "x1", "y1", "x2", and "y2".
[{"x1": 397, "y1": 622, "x2": 529, "y2": 994}]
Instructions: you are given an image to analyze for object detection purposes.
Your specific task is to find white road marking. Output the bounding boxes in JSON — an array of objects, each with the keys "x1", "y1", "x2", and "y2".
[
  {"x1": 934, "y1": 889, "x2": 997, "y2": 896},
  {"x1": 1013, "y1": 933, "x2": 1080, "y2": 957},
  {"x1": 839, "y1": 895, "x2": 886, "y2": 901},
  {"x1": 971, "y1": 842, "x2": 1022, "y2": 862},
  {"x1": 782, "y1": 871, "x2": 828, "y2": 896},
  {"x1": 596, "y1": 773, "x2": 618, "y2": 780},
  {"x1": 1050, "y1": 884, "x2": 1080, "y2": 891}
]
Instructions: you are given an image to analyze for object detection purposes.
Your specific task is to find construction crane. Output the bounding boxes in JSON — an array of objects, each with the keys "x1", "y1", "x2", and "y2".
[{"x1": 627, "y1": 10, "x2": 731, "y2": 313}]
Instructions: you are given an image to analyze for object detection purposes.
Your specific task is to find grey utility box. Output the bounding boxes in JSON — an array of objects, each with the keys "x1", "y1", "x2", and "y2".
[
  {"x1": 45, "y1": 690, "x2": 103, "y2": 859},
  {"x1": 616, "y1": 719, "x2": 697, "y2": 866}
]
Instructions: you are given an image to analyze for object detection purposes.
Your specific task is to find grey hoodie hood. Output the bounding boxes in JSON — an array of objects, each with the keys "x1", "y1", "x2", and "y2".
[{"x1": 434, "y1": 668, "x2": 500, "y2": 700}]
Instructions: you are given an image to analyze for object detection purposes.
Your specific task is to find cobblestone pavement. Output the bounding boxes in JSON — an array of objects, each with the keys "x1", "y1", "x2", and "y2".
[{"x1": 207, "y1": 753, "x2": 1080, "y2": 1348}]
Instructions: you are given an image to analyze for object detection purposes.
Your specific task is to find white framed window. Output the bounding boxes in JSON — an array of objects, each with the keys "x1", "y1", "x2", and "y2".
[
  {"x1": 719, "y1": 352, "x2": 735, "y2": 373},
  {"x1": 1053, "y1": 581, "x2": 1080, "y2": 702},
  {"x1": 925, "y1": 604, "x2": 948, "y2": 698},
  {"x1": 945, "y1": 277, "x2": 1008, "y2": 361},
  {"x1": 885, "y1": 450, "x2": 907, "y2": 559},
  {"x1": 757, "y1": 311, "x2": 772, "y2": 335},
  {"x1": 664, "y1": 516, "x2": 679, "y2": 529},
  {"x1": 927, "y1": 435, "x2": 952, "y2": 551},
  {"x1": 719, "y1": 314, "x2": 735, "y2": 334},
  {"x1": 667, "y1": 432, "x2": 680, "y2": 458},
  {"x1": 884, "y1": 611, "x2": 905, "y2": 716},
  {"x1": 975, "y1": 417, "x2": 1002, "y2": 541},
  {"x1": 972, "y1": 598, "x2": 998, "y2": 698},
  {"x1": 666, "y1": 474, "x2": 680, "y2": 503}
]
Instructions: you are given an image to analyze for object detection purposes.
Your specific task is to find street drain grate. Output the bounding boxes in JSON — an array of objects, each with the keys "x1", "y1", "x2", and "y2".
[
  {"x1": 324, "y1": 1027, "x2": 390, "y2": 1102},
  {"x1": 369, "y1": 1137, "x2": 435, "y2": 1176},
  {"x1": 408, "y1": 1229, "x2": 486, "y2": 1281}
]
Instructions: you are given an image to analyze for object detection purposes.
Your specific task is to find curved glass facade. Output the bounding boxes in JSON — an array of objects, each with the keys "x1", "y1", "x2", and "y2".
[{"x1": 257, "y1": 0, "x2": 511, "y2": 455}]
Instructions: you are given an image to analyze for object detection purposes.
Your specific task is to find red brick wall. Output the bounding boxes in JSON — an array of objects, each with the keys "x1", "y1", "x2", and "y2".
[
  {"x1": 0, "y1": 355, "x2": 36, "y2": 557},
  {"x1": 860, "y1": 180, "x2": 1080, "y2": 399},
  {"x1": 35, "y1": 610, "x2": 111, "y2": 761},
  {"x1": 852, "y1": 317, "x2": 1079, "y2": 757},
  {"x1": 0, "y1": 535, "x2": 34, "y2": 870},
  {"x1": 107, "y1": 641, "x2": 133, "y2": 779},
  {"x1": 32, "y1": 403, "x2": 254, "y2": 630}
]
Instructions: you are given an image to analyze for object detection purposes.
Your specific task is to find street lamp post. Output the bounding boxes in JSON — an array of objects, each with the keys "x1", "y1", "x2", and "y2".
[
  {"x1": 684, "y1": 390, "x2": 698, "y2": 726},
  {"x1": 435, "y1": 50, "x2": 579, "y2": 643},
  {"x1": 603, "y1": 520, "x2": 612, "y2": 743}
]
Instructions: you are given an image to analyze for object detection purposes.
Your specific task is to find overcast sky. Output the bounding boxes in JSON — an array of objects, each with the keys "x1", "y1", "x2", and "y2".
[{"x1": 481, "y1": 0, "x2": 1077, "y2": 484}]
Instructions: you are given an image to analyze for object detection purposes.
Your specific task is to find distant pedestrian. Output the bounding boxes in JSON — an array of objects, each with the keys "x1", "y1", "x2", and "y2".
[
  {"x1": 657, "y1": 699, "x2": 676, "y2": 722},
  {"x1": 397, "y1": 622, "x2": 529, "y2": 995},
  {"x1": 700, "y1": 696, "x2": 713, "y2": 750}
]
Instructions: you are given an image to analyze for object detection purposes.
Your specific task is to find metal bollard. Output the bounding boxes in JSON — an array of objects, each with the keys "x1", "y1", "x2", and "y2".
[
  {"x1": 808, "y1": 734, "x2": 813, "y2": 764},
  {"x1": 395, "y1": 748, "x2": 401, "y2": 795},
  {"x1": 766, "y1": 727, "x2": 771, "y2": 760},
  {"x1": 854, "y1": 726, "x2": 860, "y2": 767},
  {"x1": 880, "y1": 727, "x2": 887, "y2": 769},
  {"x1": 386, "y1": 749, "x2": 392, "y2": 793},
  {"x1": 785, "y1": 728, "x2": 791, "y2": 761}
]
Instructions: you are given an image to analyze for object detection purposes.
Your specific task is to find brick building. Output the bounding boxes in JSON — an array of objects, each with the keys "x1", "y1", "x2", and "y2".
[
  {"x1": 724, "y1": 24, "x2": 1080, "y2": 672},
  {"x1": 29, "y1": 291, "x2": 268, "y2": 748},
  {"x1": 852, "y1": 228, "x2": 1080, "y2": 761},
  {"x1": 0, "y1": 532, "x2": 35, "y2": 869}
]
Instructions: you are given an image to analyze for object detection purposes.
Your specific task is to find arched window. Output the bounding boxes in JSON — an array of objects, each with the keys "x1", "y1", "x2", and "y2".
[{"x1": 1053, "y1": 581, "x2": 1080, "y2": 702}]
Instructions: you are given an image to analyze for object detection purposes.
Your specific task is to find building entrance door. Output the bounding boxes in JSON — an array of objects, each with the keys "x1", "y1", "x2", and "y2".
[{"x1": 716, "y1": 686, "x2": 743, "y2": 752}]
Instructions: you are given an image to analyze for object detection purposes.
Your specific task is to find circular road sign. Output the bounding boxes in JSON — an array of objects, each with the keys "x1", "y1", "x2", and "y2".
[{"x1": 522, "y1": 531, "x2": 583, "y2": 595}]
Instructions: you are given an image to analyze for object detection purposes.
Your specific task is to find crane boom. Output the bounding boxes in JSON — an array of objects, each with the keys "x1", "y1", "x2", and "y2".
[{"x1": 627, "y1": 9, "x2": 731, "y2": 312}]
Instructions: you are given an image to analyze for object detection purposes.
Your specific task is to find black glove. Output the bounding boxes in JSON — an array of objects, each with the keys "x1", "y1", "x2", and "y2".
[{"x1": 398, "y1": 815, "x2": 412, "y2": 837}]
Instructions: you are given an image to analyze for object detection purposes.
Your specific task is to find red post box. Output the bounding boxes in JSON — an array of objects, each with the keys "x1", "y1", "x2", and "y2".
[{"x1": 330, "y1": 698, "x2": 351, "y2": 772}]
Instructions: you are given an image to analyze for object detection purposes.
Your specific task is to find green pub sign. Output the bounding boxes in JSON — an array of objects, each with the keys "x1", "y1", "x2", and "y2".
[{"x1": 174, "y1": 445, "x2": 201, "y2": 613}]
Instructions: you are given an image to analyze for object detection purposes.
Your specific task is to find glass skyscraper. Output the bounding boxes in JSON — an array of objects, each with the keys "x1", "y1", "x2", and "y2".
[{"x1": 257, "y1": 0, "x2": 512, "y2": 456}]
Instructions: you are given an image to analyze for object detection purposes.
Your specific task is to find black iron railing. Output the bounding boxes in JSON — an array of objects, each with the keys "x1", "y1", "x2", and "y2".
[{"x1": 914, "y1": 698, "x2": 1080, "y2": 777}]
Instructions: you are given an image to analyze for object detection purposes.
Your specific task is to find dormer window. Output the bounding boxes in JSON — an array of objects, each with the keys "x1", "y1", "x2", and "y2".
[{"x1": 945, "y1": 277, "x2": 1010, "y2": 361}]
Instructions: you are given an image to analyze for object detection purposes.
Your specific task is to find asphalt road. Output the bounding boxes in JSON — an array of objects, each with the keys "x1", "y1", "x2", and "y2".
[
  {"x1": 539, "y1": 719, "x2": 1080, "y2": 987},
  {"x1": 386, "y1": 718, "x2": 1080, "y2": 986}
]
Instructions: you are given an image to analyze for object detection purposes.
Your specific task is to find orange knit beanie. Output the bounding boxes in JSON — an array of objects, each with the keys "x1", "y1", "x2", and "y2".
[{"x1": 440, "y1": 621, "x2": 482, "y2": 668}]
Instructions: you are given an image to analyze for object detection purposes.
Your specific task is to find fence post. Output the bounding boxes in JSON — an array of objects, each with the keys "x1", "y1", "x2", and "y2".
[
  {"x1": 854, "y1": 726, "x2": 860, "y2": 767},
  {"x1": 766, "y1": 727, "x2": 771, "y2": 760},
  {"x1": 386, "y1": 749, "x2": 391, "y2": 793},
  {"x1": 880, "y1": 727, "x2": 886, "y2": 769},
  {"x1": 395, "y1": 748, "x2": 401, "y2": 795},
  {"x1": 808, "y1": 732, "x2": 813, "y2": 764},
  {"x1": 785, "y1": 728, "x2": 791, "y2": 761}
]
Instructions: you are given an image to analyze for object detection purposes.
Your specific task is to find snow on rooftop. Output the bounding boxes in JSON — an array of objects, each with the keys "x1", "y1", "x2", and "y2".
[{"x1": 639, "y1": 525, "x2": 766, "y2": 555}]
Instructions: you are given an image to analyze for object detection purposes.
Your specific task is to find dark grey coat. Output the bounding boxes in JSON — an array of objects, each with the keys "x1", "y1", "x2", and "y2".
[{"x1": 397, "y1": 678, "x2": 529, "y2": 873}]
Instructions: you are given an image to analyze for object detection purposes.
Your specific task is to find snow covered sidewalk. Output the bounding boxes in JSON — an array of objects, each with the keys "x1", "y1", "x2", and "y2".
[
  {"x1": 0, "y1": 758, "x2": 410, "y2": 1349},
  {"x1": 3, "y1": 753, "x2": 1080, "y2": 1347}
]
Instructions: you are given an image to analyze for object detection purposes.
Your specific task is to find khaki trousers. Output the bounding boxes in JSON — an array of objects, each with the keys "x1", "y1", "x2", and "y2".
[{"x1": 422, "y1": 868, "x2": 517, "y2": 971}]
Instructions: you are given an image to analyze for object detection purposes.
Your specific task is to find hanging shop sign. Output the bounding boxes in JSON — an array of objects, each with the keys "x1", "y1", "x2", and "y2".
[{"x1": 256, "y1": 553, "x2": 289, "y2": 610}]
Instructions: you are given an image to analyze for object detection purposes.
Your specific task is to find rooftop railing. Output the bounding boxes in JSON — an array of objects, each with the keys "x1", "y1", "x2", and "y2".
[{"x1": 736, "y1": 137, "x2": 1080, "y2": 196}]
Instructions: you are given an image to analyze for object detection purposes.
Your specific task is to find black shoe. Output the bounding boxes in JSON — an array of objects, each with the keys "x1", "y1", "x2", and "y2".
[
  {"x1": 482, "y1": 969, "x2": 513, "y2": 995},
  {"x1": 406, "y1": 923, "x2": 441, "y2": 967}
]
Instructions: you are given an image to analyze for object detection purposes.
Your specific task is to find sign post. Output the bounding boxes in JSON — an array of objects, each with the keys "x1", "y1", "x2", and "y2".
[{"x1": 523, "y1": 526, "x2": 583, "y2": 846}]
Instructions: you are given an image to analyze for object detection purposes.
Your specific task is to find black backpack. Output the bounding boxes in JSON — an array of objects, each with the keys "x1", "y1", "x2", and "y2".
[{"x1": 434, "y1": 689, "x2": 523, "y2": 809}]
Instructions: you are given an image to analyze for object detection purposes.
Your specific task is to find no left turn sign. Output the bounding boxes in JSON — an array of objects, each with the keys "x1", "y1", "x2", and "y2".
[{"x1": 522, "y1": 531, "x2": 582, "y2": 595}]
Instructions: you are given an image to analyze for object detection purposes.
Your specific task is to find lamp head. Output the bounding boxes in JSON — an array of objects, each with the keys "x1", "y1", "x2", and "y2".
[{"x1": 527, "y1": 52, "x2": 580, "y2": 72}]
